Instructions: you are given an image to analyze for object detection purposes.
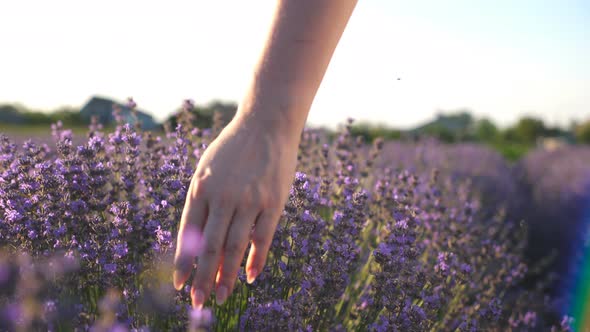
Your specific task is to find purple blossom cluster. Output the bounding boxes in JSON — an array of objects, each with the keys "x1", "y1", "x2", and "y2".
[
  {"x1": 374, "y1": 140, "x2": 527, "y2": 219},
  {"x1": 1, "y1": 109, "x2": 208, "y2": 330},
  {"x1": 0, "y1": 108, "x2": 580, "y2": 331},
  {"x1": 515, "y1": 147, "x2": 590, "y2": 306}
]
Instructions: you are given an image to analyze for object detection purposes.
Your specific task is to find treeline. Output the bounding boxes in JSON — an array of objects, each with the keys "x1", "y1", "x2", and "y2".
[
  {"x1": 0, "y1": 101, "x2": 239, "y2": 131},
  {"x1": 349, "y1": 112, "x2": 590, "y2": 160},
  {"x1": 0, "y1": 104, "x2": 84, "y2": 126},
  {"x1": 2, "y1": 102, "x2": 589, "y2": 157},
  {"x1": 351, "y1": 112, "x2": 581, "y2": 143},
  {"x1": 164, "y1": 100, "x2": 237, "y2": 131}
]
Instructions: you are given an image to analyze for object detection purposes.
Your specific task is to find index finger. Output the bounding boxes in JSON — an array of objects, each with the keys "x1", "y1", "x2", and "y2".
[{"x1": 173, "y1": 180, "x2": 208, "y2": 290}]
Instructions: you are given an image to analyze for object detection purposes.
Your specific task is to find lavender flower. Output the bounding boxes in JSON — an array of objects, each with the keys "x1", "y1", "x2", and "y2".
[{"x1": 0, "y1": 106, "x2": 577, "y2": 330}]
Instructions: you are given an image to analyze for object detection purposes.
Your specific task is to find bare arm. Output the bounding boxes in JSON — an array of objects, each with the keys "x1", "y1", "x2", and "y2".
[
  {"x1": 237, "y1": 0, "x2": 358, "y2": 142},
  {"x1": 173, "y1": 0, "x2": 358, "y2": 309}
]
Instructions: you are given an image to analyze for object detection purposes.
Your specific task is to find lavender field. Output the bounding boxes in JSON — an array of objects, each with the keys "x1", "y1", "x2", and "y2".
[{"x1": 1, "y1": 111, "x2": 589, "y2": 331}]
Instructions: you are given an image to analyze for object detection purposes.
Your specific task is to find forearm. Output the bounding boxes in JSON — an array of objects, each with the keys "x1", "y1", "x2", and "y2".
[{"x1": 236, "y1": 0, "x2": 358, "y2": 141}]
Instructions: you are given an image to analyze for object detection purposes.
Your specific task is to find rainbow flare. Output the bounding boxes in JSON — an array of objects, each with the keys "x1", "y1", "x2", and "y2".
[{"x1": 568, "y1": 198, "x2": 590, "y2": 331}]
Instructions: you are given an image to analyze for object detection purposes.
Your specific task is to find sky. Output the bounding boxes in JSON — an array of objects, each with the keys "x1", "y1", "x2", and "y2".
[{"x1": 0, "y1": 0, "x2": 588, "y2": 129}]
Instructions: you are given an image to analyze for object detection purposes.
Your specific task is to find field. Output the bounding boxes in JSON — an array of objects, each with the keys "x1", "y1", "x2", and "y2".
[{"x1": 1, "y1": 115, "x2": 589, "y2": 331}]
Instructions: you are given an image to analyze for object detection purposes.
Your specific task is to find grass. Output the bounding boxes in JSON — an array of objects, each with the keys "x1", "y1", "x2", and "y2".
[{"x1": 489, "y1": 141, "x2": 532, "y2": 162}]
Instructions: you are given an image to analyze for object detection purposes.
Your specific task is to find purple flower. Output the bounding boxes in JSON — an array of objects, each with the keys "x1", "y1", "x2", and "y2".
[
  {"x1": 113, "y1": 243, "x2": 128, "y2": 259},
  {"x1": 126, "y1": 97, "x2": 137, "y2": 109},
  {"x1": 104, "y1": 263, "x2": 117, "y2": 274},
  {"x1": 5, "y1": 209, "x2": 23, "y2": 223},
  {"x1": 460, "y1": 263, "x2": 472, "y2": 275},
  {"x1": 70, "y1": 199, "x2": 88, "y2": 214},
  {"x1": 189, "y1": 307, "x2": 213, "y2": 330},
  {"x1": 522, "y1": 311, "x2": 537, "y2": 327},
  {"x1": 0, "y1": 114, "x2": 568, "y2": 330},
  {"x1": 560, "y1": 315, "x2": 574, "y2": 331},
  {"x1": 43, "y1": 299, "x2": 57, "y2": 318},
  {"x1": 125, "y1": 264, "x2": 137, "y2": 274},
  {"x1": 27, "y1": 230, "x2": 38, "y2": 239}
]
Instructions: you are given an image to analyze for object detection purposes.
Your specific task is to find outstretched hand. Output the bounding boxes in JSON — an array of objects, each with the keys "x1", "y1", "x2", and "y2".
[
  {"x1": 173, "y1": 114, "x2": 299, "y2": 308},
  {"x1": 173, "y1": 0, "x2": 357, "y2": 309}
]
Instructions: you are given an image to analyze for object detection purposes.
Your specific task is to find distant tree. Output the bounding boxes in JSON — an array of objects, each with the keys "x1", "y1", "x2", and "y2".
[
  {"x1": 0, "y1": 104, "x2": 21, "y2": 114},
  {"x1": 501, "y1": 127, "x2": 518, "y2": 142},
  {"x1": 575, "y1": 120, "x2": 590, "y2": 144},
  {"x1": 474, "y1": 118, "x2": 498, "y2": 142},
  {"x1": 49, "y1": 107, "x2": 83, "y2": 126},
  {"x1": 0, "y1": 104, "x2": 84, "y2": 126},
  {"x1": 0, "y1": 104, "x2": 26, "y2": 124},
  {"x1": 422, "y1": 124, "x2": 456, "y2": 143},
  {"x1": 21, "y1": 111, "x2": 53, "y2": 124},
  {"x1": 414, "y1": 110, "x2": 475, "y2": 142},
  {"x1": 165, "y1": 100, "x2": 237, "y2": 130},
  {"x1": 349, "y1": 122, "x2": 401, "y2": 142},
  {"x1": 512, "y1": 116, "x2": 546, "y2": 143}
]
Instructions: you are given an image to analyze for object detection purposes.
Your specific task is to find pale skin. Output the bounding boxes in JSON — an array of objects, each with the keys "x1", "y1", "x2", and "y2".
[{"x1": 173, "y1": 0, "x2": 358, "y2": 308}]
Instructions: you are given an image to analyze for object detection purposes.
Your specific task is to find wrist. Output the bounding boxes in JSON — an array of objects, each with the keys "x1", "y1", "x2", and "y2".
[{"x1": 233, "y1": 96, "x2": 306, "y2": 147}]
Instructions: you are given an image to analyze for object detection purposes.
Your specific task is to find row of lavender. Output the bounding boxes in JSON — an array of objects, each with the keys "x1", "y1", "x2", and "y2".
[
  {"x1": 0, "y1": 109, "x2": 586, "y2": 331},
  {"x1": 378, "y1": 141, "x2": 590, "y2": 287}
]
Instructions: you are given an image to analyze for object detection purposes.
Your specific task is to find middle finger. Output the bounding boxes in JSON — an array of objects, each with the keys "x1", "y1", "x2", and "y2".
[
  {"x1": 191, "y1": 200, "x2": 234, "y2": 308},
  {"x1": 215, "y1": 207, "x2": 261, "y2": 305}
]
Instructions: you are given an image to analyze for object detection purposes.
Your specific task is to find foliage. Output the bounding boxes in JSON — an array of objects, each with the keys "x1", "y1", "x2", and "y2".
[
  {"x1": 0, "y1": 104, "x2": 84, "y2": 126},
  {"x1": 0, "y1": 104, "x2": 26, "y2": 124},
  {"x1": 348, "y1": 122, "x2": 402, "y2": 142},
  {"x1": 575, "y1": 120, "x2": 590, "y2": 144},
  {"x1": 491, "y1": 142, "x2": 532, "y2": 162},
  {"x1": 164, "y1": 100, "x2": 237, "y2": 131},
  {"x1": 409, "y1": 111, "x2": 475, "y2": 143},
  {"x1": 23, "y1": 108, "x2": 84, "y2": 126},
  {"x1": 4, "y1": 101, "x2": 584, "y2": 157},
  {"x1": 474, "y1": 118, "x2": 499, "y2": 142},
  {"x1": 510, "y1": 117, "x2": 547, "y2": 144}
]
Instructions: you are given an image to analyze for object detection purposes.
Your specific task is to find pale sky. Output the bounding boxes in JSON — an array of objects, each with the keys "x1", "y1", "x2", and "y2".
[{"x1": 0, "y1": 0, "x2": 588, "y2": 129}]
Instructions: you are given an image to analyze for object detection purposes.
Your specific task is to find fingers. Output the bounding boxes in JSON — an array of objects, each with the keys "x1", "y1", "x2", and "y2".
[
  {"x1": 246, "y1": 209, "x2": 281, "y2": 284},
  {"x1": 191, "y1": 203, "x2": 234, "y2": 309},
  {"x1": 214, "y1": 208, "x2": 261, "y2": 305},
  {"x1": 173, "y1": 183, "x2": 207, "y2": 290}
]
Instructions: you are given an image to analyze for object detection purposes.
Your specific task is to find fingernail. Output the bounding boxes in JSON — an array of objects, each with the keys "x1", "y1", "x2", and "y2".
[
  {"x1": 247, "y1": 268, "x2": 258, "y2": 284},
  {"x1": 192, "y1": 288, "x2": 205, "y2": 309},
  {"x1": 173, "y1": 271, "x2": 183, "y2": 290},
  {"x1": 216, "y1": 286, "x2": 228, "y2": 305}
]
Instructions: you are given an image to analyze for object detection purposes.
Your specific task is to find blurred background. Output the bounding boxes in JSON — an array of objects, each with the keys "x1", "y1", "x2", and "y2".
[
  {"x1": 1, "y1": 0, "x2": 589, "y2": 136},
  {"x1": 1, "y1": 0, "x2": 589, "y2": 319}
]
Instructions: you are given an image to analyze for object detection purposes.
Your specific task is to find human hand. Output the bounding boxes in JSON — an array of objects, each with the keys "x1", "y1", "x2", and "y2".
[
  {"x1": 173, "y1": 113, "x2": 299, "y2": 308},
  {"x1": 172, "y1": 0, "x2": 356, "y2": 309}
]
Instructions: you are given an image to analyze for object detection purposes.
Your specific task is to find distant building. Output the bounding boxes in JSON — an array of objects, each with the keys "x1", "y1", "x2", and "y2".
[
  {"x1": 79, "y1": 96, "x2": 159, "y2": 130},
  {"x1": 537, "y1": 137, "x2": 570, "y2": 151}
]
